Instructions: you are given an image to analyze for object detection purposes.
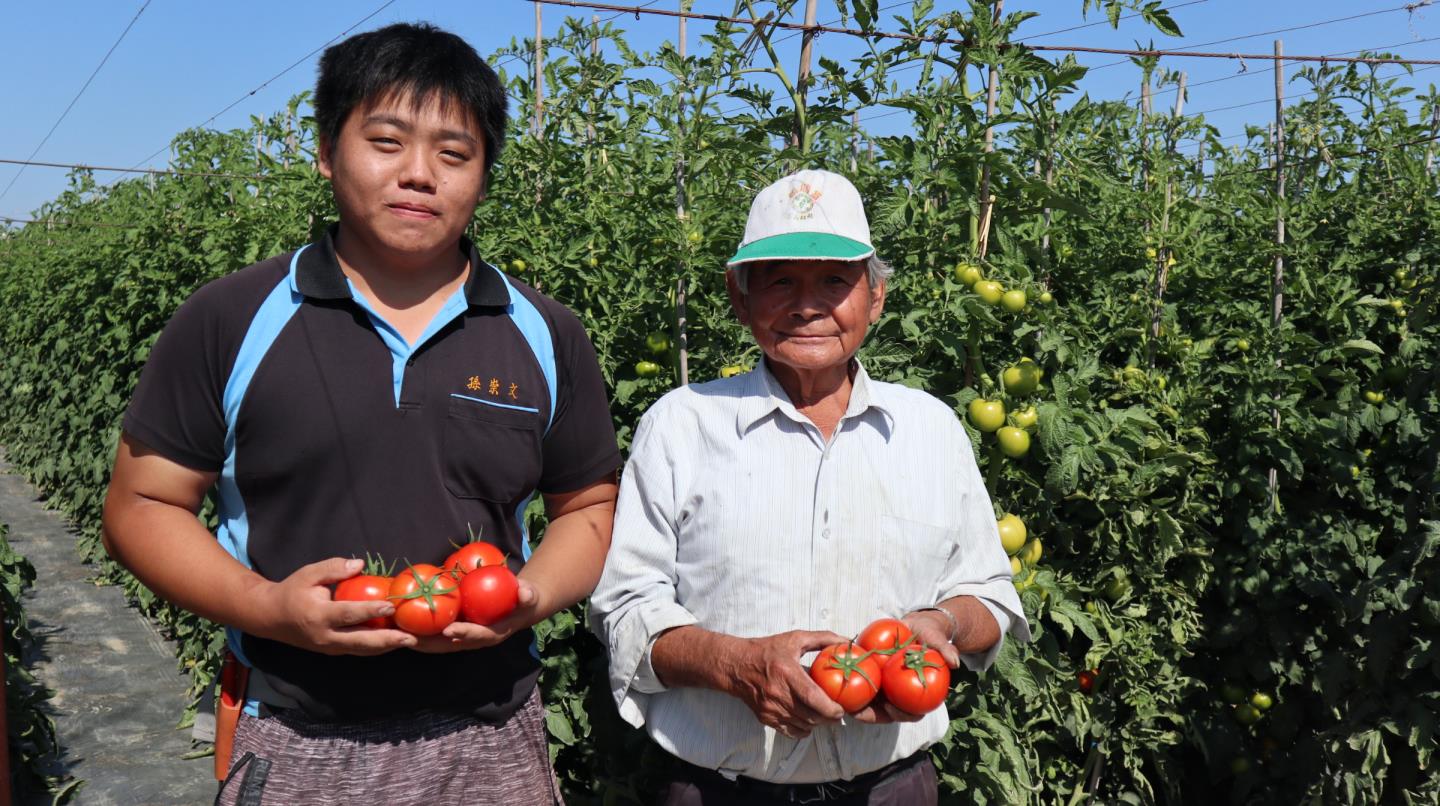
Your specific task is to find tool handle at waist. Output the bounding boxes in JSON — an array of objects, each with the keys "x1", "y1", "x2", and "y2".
[{"x1": 214, "y1": 650, "x2": 249, "y2": 781}]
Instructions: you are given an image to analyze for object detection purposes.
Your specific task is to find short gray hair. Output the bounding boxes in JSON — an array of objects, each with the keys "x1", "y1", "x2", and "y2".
[{"x1": 732, "y1": 255, "x2": 893, "y2": 294}]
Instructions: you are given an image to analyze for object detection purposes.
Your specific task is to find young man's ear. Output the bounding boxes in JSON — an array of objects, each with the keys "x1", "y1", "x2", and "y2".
[{"x1": 315, "y1": 137, "x2": 334, "y2": 180}]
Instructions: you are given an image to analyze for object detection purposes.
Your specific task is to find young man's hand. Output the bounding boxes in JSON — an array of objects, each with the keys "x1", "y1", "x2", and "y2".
[
  {"x1": 409, "y1": 577, "x2": 543, "y2": 653},
  {"x1": 256, "y1": 558, "x2": 417, "y2": 655}
]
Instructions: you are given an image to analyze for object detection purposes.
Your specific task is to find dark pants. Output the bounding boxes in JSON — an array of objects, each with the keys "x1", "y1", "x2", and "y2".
[{"x1": 656, "y1": 751, "x2": 938, "y2": 806}]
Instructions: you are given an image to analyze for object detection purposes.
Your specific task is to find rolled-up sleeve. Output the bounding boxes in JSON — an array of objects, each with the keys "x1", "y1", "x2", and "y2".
[
  {"x1": 588, "y1": 404, "x2": 698, "y2": 728},
  {"x1": 937, "y1": 423, "x2": 1032, "y2": 672}
]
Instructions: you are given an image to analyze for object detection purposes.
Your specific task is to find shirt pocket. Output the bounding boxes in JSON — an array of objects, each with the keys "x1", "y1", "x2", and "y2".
[
  {"x1": 443, "y1": 395, "x2": 542, "y2": 503},
  {"x1": 880, "y1": 514, "x2": 958, "y2": 608}
]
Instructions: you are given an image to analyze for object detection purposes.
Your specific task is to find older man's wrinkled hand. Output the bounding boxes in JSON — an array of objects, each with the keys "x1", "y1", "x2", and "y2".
[
  {"x1": 901, "y1": 610, "x2": 961, "y2": 668},
  {"x1": 725, "y1": 629, "x2": 848, "y2": 738}
]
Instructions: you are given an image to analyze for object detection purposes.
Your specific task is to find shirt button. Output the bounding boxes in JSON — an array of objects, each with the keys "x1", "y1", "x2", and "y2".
[
  {"x1": 821, "y1": 528, "x2": 831, "y2": 539},
  {"x1": 820, "y1": 609, "x2": 830, "y2": 619}
]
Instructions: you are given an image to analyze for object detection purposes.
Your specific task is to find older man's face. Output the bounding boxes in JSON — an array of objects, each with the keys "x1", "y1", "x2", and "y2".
[{"x1": 728, "y1": 259, "x2": 885, "y2": 375}]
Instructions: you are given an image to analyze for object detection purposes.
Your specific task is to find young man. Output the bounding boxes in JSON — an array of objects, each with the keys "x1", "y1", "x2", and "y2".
[{"x1": 101, "y1": 23, "x2": 619, "y2": 804}]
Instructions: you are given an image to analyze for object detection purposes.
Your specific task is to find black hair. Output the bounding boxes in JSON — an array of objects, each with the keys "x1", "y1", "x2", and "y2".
[{"x1": 314, "y1": 22, "x2": 508, "y2": 176}]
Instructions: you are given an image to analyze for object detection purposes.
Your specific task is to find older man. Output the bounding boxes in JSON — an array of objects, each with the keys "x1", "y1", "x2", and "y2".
[{"x1": 590, "y1": 169, "x2": 1028, "y2": 805}]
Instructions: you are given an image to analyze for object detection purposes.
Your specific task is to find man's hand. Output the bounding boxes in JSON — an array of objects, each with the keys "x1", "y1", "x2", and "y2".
[
  {"x1": 724, "y1": 630, "x2": 849, "y2": 738},
  {"x1": 255, "y1": 558, "x2": 417, "y2": 656},
  {"x1": 411, "y1": 577, "x2": 542, "y2": 653},
  {"x1": 900, "y1": 609, "x2": 962, "y2": 669},
  {"x1": 849, "y1": 698, "x2": 926, "y2": 725}
]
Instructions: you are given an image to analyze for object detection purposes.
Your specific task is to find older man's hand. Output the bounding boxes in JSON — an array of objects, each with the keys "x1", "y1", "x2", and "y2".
[
  {"x1": 725, "y1": 629, "x2": 848, "y2": 738},
  {"x1": 901, "y1": 609, "x2": 962, "y2": 668}
]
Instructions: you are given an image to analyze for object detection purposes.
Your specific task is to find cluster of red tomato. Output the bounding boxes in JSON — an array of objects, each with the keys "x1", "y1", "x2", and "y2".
[
  {"x1": 808, "y1": 618, "x2": 952, "y2": 715},
  {"x1": 332, "y1": 541, "x2": 519, "y2": 636}
]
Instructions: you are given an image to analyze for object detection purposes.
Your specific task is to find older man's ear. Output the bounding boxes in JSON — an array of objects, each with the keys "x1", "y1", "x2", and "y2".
[{"x1": 726, "y1": 269, "x2": 751, "y2": 326}]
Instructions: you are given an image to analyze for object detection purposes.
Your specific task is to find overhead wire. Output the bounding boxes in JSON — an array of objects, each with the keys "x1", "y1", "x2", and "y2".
[
  {"x1": 526, "y1": 0, "x2": 1440, "y2": 65},
  {"x1": 1015, "y1": 0, "x2": 1210, "y2": 42},
  {"x1": 126, "y1": 0, "x2": 400, "y2": 172},
  {"x1": 1085, "y1": 1, "x2": 1436, "y2": 71},
  {"x1": 0, "y1": 0, "x2": 153, "y2": 202}
]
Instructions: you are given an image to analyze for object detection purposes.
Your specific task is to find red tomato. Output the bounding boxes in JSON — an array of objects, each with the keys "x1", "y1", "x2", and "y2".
[
  {"x1": 388, "y1": 564, "x2": 460, "y2": 636},
  {"x1": 443, "y1": 542, "x2": 506, "y2": 576},
  {"x1": 881, "y1": 646, "x2": 950, "y2": 715},
  {"x1": 1077, "y1": 668, "x2": 1098, "y2": 694},
  {"x1": 856, "y1": 618, "x2": 914, "y2": 657},
  {"x1": 458, "y1": 565, "x2": 520, "y2": 625},
  {"x1": 333, "y1": 574, "x2": 394, "y2": 629},
  {"x1": 809, "y1": 643, "x2": 883, "y2": 713}
]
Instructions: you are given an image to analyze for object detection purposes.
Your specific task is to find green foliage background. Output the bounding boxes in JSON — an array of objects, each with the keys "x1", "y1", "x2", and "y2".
[{"x1": 0, "y1": 1, "x2": 1437, "y2": 803}]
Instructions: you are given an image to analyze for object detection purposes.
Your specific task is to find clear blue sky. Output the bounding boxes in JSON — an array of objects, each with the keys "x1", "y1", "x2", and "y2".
[{"x1": 3, "y1": 1, "x2": 1438, "y2": 222}]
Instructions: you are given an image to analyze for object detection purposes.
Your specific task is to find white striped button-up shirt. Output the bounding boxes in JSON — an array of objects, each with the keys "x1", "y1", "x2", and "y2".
[{"x1": 589, "y1": 360, "x2": 1030, "y2": 784}]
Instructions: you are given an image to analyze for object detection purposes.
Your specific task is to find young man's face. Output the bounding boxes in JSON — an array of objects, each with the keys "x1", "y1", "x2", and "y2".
[{"x1": 317, "y1": 90, "x2": 486, "y2": 266}]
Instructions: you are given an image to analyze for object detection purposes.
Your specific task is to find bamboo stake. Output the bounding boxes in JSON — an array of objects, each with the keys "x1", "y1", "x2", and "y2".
[
  {"x1": 676, "y1": 0, "x2": 690, "y2": 386},
  {"x1": 534, "y1": 5, "x2": 546, "y2": 211},
  {"x1": 534, "y1": 4, "x2": 545, "y2": 137},
  {"x1": 976, "y1": 0, "x2": 1005, "y2": 259},
  {"x1": 1148, "y1": 72, "x2": 1185, "y2": 367},
  {"x1": 1426, "y1": 101, "x2": 1440, "y2": 174},
  {"x1": 850, "y1": 111, "x2": 859, "y2": 174},
  {"x1": 1140, "y1": 79, "x2": 1152, "y2": 191},
  {"x1": 793, "y1": 0, "x2": 820, "y2": 151},
  {"x1": 1269, "y1": 40, "x2": 1286, "y2": 503},
  {"x1": 1042, "y1": 101, "x2": 1055, "y2": 285},
  {"x1": 587, "y1": 15, "x2": 599, "y2": 147}
]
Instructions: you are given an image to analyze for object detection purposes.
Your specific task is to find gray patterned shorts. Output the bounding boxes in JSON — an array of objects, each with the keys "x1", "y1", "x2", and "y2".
[{"x1": 215, "y1": 686, "x2": 562, "y2": 806}]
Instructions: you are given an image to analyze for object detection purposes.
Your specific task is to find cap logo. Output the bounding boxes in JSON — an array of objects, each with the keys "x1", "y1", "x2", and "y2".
[{"x1": 787, "y1": 182, "x2": 823, "y2": 220}]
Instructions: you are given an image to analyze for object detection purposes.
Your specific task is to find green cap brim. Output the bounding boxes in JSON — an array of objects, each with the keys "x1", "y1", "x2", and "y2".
[{"x1": 726, "y1": 232, "x2": 873, "y2": 267}]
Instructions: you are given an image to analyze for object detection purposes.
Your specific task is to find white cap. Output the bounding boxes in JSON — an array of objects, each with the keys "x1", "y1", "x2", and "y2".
[{"x1": 726, "y1": 169, "x2": 875, "y2": 267}]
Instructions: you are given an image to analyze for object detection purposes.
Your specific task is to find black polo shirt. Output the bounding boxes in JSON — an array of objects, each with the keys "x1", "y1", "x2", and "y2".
[{"x1": 123, "y1": 226, "x2": 620, "y2": 722}]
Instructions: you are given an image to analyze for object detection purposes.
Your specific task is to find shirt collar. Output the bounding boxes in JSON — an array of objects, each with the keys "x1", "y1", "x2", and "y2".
[
  {"x1": 290, "y1": 223, "x2": 511, "y2": 307},
  {"x1": 735, "y1": 358, "x2": 895, "y2": 437}
]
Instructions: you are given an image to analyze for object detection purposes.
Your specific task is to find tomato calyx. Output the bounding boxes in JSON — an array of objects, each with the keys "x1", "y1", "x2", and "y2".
[
  {"x1": 893, "y1": 645, "x2": 944, "y2": 690},
  {"x1": 390, "y1": 563, "x2": 458, "y2": 611},
  {"x1": 816, "y1": 642, "x2": 879, "y2": 689}
]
